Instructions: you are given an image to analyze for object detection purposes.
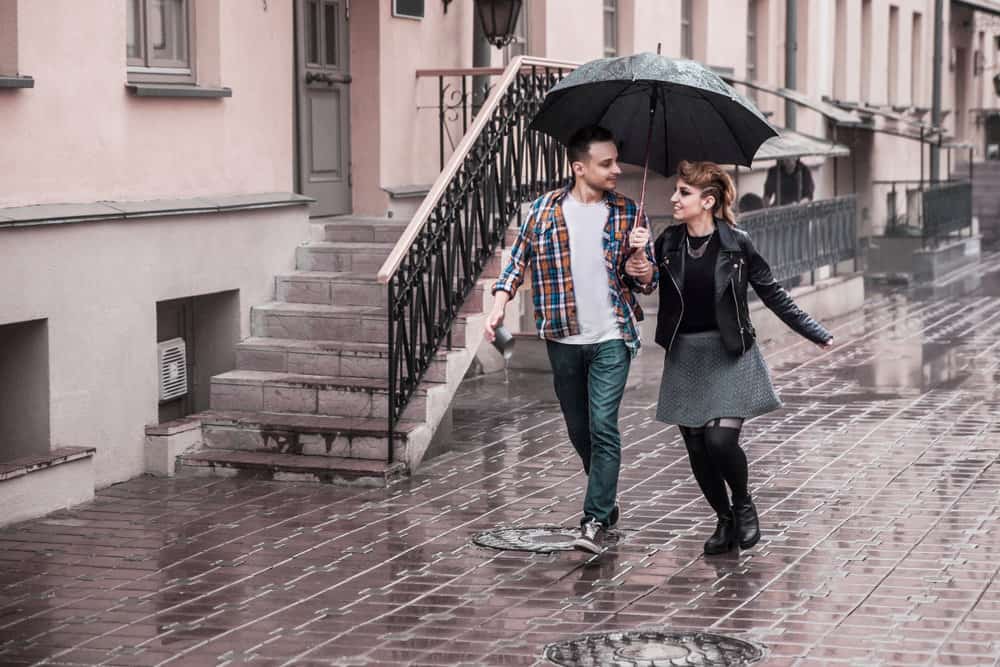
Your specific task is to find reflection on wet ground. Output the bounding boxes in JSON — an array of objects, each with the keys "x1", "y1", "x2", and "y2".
[{"x1": 2, "y1": 253, "x2": 1000, "y2": 666}]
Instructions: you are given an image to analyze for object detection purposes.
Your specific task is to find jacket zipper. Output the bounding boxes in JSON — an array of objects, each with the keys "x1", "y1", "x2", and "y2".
[
  {"x1": 666, "y1": 261, "x2": 684, "y2": 352},
  {"x1": 731, "y1": 259, "x2": 746, "y2": 354}
]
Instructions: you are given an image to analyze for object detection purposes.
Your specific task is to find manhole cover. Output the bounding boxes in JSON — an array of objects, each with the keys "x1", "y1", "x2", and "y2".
[
  {"x1": 472, "y1": 526, "x2": 622, "y2": 553},
  {"x1": 544, "y1": 630, "x2": 765, "y2": 666}
]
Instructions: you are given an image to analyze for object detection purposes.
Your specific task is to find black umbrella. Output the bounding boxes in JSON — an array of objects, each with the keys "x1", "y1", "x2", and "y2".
[{"x1": 529, "y1": 50, "x2": 777, "y2": 225}]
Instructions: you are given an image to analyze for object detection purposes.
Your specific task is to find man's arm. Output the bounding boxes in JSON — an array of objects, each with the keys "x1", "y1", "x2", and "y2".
[{"x1": 486, "y1": 203, "x2": 538, "y2": 340}]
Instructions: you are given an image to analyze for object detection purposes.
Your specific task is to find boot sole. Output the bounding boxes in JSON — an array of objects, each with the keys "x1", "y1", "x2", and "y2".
[
  {"x1": 703, "y1": 542, "x2": 737, "y2": 556},
  {"x1": 572, "y1": 538, "x2": 604, "y2": 555}
]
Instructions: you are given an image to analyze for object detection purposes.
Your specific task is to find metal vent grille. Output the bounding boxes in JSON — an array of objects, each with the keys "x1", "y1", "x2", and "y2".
[{"x1": 158, "y1": 338, "x2": 188, "y2": 402}]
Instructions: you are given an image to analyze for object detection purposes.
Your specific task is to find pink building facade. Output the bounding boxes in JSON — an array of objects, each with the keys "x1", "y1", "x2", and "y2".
[{"x1": 1, "y1": 0, "x2": 998, "y2": 523}]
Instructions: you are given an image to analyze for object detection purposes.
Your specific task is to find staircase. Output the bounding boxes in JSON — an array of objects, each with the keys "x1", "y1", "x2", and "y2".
[
  {"x1": 174, "y1": 56, "x2": 575, "y2": 486},
  {"x1": 177, "y1": 217, "x2": 497, "y2": 486}
]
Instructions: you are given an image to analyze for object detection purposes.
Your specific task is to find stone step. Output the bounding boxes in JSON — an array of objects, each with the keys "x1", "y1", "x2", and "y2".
[
  {"x1": 195, "y1": 409, "x2": 424, "y2": 463},
  {"x1": 251, "y1": 302, "x2": 473, "y2": 346},
  {"x1": 314, "y1": 217, "x2": 410, "y2": 243},
  {"x1": 296, "y1": 242, "x2": 394, "y2": 273},
  {"x1": 210, "y1": 370, "x2": 427, "y2": 420},
  {"x1": 235, "y1": 337, "x2": 450, "y2": 381},
  {"x1": 177, "y1": 449, "x2": 407, "y2": 487},
  {"x1": 276, "y1": 271, "x2": 386, "y2": 306},
  {"x1": 275, "y1": 271, "x2": 487, "y2": 311}
]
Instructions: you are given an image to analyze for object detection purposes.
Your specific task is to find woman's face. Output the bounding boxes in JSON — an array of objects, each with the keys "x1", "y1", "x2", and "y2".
[{"x1": 670, "y1": 178, "x2": 713, "y2": 222}]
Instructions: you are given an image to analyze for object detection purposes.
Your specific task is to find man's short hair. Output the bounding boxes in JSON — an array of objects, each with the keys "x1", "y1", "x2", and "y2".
[{"x1": 567, "y1": 126, "x2": 616, "y2": 164}]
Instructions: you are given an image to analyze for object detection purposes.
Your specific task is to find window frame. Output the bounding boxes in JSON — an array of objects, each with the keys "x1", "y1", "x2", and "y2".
[
  {"x1": 603, "y1": 0, "x2": 618, "y2": 58},
  {"x1": 127, "y1": 0, "x2": 196, "y2": 85},
  {"x1": 681, "y1": 0, "x2": 693, "y2": 59}
]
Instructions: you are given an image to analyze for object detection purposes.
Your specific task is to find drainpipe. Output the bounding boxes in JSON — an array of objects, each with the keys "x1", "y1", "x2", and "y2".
[
  {"x1": 785, "y1": 0, "x2": 797, "y2": 130},
  {"x1": 930, "y1": 0, "x2": 943, "y2": 181}
]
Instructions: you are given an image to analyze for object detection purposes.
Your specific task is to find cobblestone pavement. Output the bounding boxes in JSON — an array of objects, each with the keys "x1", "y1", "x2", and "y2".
[{"x1": 4, "y1": 254, "x2": 1000, "y2": 666}]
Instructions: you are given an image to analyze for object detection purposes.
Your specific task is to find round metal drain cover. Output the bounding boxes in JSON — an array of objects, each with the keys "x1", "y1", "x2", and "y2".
[
  {"x1": 544, "y1": 630, "x2": 765, "y2": 666},
  {"x1": 472, "y1": 526, "x2": 621, "y2": 553}
]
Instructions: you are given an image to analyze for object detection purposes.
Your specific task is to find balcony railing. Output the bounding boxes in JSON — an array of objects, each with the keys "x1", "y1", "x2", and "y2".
[
  {"x1": 738, "y1": 196, "x2": 858, "y2": 284},
  {"x1": 377, "y1": 57, "x2": 577, "y2": 456},
  {"x1": 874, "y1": 179, "x2": 973, "y2": 247}
]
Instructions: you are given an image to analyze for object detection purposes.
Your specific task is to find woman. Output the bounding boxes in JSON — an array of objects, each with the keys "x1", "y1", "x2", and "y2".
[{"x1": 652, "y1": 160, "x2": 834, "y2": 555}]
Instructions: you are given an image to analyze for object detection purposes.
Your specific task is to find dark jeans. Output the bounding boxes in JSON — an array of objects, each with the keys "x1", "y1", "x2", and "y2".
[{"x1": 545, "y1": 338, "x2": 631, "y2": 526}]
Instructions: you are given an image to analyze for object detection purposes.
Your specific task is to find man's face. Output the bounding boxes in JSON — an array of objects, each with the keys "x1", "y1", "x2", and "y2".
[
  {"x1": 572, "y1": 140, "x2": 622, "y2": 192},
  {"x1": 781, "y1": 157, "x2": 797, "y2": 173}
]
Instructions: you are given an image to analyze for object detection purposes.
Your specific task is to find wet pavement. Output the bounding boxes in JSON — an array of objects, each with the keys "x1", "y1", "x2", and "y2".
[{"x1": 4, "y1": 253, "x2": 1000, "y2": 666}]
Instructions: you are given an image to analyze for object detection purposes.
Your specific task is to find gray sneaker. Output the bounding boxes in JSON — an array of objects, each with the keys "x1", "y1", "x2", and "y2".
[{"x1": 573, "y1": 519, "x2": 606, "y2": 554}]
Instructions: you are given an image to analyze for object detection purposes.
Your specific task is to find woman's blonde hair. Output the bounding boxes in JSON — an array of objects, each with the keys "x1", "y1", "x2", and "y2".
[{"x1": 676, "y1": 160, "x2": 738, "y2": 227}]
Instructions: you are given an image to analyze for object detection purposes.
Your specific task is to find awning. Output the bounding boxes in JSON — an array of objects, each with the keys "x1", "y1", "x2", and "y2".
[
  {"x1": 826, "y1": 99, "x2": 945, "y2": 140},
  {"x1": 720, "y1": 75, "x2": 864, "y2": 126},
  {"x1": 954, "y1": 0, "x2": 1000, "y2": 17},
  {"x1": 754, "y1": 129, "x2": 850, "y2": 162}
]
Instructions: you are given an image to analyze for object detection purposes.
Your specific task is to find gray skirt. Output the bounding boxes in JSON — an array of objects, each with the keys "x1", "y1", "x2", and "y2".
[{"x1": 655, "y1": 330, "x2": 781, "y2": 427}]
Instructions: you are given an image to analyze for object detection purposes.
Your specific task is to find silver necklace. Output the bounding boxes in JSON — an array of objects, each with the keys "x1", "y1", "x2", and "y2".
[{"x1": 685, "y1": 230, "x2": 714, "y2": 259}]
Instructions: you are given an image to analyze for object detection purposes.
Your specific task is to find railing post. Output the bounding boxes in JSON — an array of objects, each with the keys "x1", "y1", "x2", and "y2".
[
  {"x1": 438, "y1": 76, "x2": 446, "y2": 171},
  {"x1": 387, "y1": 279, "x2": 395, "y2": 464}
]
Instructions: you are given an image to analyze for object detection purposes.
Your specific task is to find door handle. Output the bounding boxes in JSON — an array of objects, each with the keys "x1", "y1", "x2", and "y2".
[
  {"x1": 305, "y1": 71, "x2": 333, "y2": 85},
  {"x1": 305, "y1": 71, "x2": 352, "y2": 86}
]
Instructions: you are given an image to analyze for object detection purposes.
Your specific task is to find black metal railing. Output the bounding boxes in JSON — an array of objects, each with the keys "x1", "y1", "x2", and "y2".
[
  {"x1": 873, "y1": 179, "x2": 973, "y2": 246},
  {"x1": 417, "y1": 66, "x2": 506, "y2": 171},
  {"x1": 738, "y1": 196, "x2": 858, "y2": 284},
  {"x1": 922, "y1": 180, "x2": 972, "y2": 244},
  {"x1": 378, "y1": 57, "x2": 577, "y2": 458}
]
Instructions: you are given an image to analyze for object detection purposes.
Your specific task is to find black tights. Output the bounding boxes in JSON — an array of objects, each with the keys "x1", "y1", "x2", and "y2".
[{"x1": 679, "y1": 418, "x2": 749, "y2": 517}]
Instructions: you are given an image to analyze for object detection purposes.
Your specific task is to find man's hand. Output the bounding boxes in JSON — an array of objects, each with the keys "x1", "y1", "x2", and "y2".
[
  {"x1": 624, "y1": 253, "x2": 653, "y2": 282},
  {"x1": 485, "y1": 291, "x2": 510, "y2": 342}
]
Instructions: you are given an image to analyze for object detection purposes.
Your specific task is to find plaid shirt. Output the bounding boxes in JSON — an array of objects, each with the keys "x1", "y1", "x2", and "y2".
[{"x1": 493, "y1": 185, "x2": 658, "y2": 354}]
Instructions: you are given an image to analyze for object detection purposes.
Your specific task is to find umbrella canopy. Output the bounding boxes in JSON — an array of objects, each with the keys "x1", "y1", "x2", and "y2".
[{"x1": 529, "y1": 52, "x2": 777, "y2": 177}]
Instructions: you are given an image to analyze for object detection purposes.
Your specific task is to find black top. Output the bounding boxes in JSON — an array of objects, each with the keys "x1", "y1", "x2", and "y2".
[{"x1": 678, "y1": 232, "x2": 719, "y2": 333}]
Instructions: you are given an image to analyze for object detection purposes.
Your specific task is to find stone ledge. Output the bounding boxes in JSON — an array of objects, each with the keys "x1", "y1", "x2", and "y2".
[
  {"x1": 0, "y1": 75, "x2": 34, "y2": 89},
  {"x1": 0, "y1": 447, "x2": 96, "y2": 482},
  {"x1": 145, "y1": 417, "x2": 202, "y2": 437},
  {"x1": 0, "y1": 192, "x2": 313, "y2": 230}
]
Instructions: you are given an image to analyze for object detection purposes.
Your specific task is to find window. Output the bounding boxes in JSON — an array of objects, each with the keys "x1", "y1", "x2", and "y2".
[
  {"x1": 0, "y1": 0, "x2": 18, "y2": 75},
  {"x1": 681, "y1": 0, "x2": 693, "y2": 59},
  {"x1": 834, "y1": 0, "x2": 847, "y2": 99},
  {"x1": 127, "y1": 0, "x2": 194, "y2": 83},
  {"x1": 746, "y1": 0, "x2": 758, "y2": 97},
  {"x1": 861, "y1": 0, "x2": 872, "y2": 101},
  {"x1": 603, "y1": 0, "x2": 618, "y2": 58},
  {"x1": 888, "y1": 5, "x2": 899, "y2": 106},
  {"x1": 911, "y1": 13, "x2": 923, "y2": 106}
]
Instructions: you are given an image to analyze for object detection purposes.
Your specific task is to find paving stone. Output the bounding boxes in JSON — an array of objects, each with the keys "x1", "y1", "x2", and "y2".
[{"x1": 5, "y1": 254, "x2": 1000, "y2": 664}]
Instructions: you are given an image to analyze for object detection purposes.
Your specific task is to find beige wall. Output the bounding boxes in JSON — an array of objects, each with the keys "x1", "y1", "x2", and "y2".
[
  {"x1": 0, "y1": 0, "x2": 294, "y2": 208},
  {"x1": 0, "y1": 208, "x2": 307, "y2": 487}
]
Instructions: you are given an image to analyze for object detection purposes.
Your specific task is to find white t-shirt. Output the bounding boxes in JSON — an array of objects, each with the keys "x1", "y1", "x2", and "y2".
[{"x1": 558, "y1": 194, "x2": 622, "y2": 345}]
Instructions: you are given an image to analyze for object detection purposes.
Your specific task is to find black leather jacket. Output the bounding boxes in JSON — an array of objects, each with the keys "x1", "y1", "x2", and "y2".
[{"x1": 653, "y1": 221, "x2": 832, "y2": 355}]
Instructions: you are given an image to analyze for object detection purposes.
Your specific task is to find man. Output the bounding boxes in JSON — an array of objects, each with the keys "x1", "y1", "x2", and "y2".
[
  {"x1": 485, "y1": 126, "x2": 658, "y2": 554},
  {"x1": 763, "y1": 157, "x2": 814, "y2": 207}
]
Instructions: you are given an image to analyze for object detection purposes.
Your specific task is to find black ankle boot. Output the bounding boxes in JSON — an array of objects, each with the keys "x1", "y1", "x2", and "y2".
[
  {"x1": 734, "y1": 498, "x2": 760, "y2": 549},
  {"x1": 704, "y1": 511, "x2": 737, "y2": 555}
]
